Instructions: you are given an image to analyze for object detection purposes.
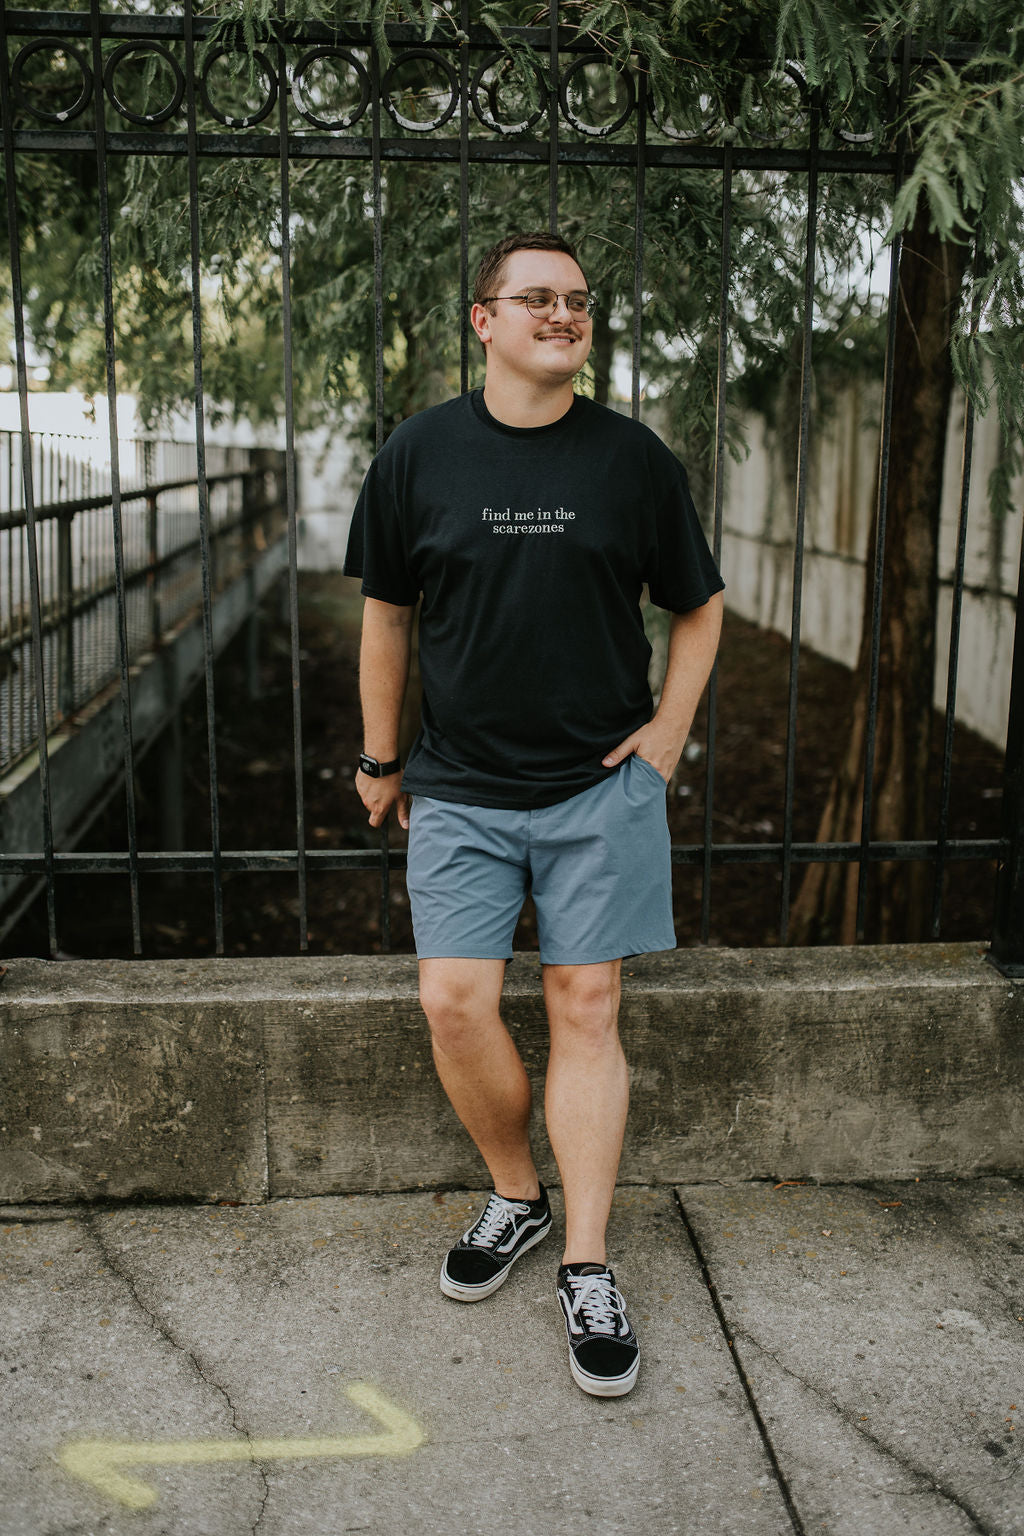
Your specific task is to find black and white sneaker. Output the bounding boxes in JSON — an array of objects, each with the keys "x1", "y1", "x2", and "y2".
[
  {"x1": 440, "y1": 1187, "x2": 552, "y2": 1301},
  {"x1": 557, "y1": 1263, "x2": 640, "y2": 1397}
]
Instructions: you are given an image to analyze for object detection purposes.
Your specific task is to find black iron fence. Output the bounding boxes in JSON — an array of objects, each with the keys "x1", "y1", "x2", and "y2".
[
  {"x1": 1, "y1": 4, "x2": 1021, "y2": 972},
  {"x1": 0, "y1": 428, "x2": 289, "y2": 941},
  {"x1": 0, "y1": 430, "x2": 284, "y2": 773}
]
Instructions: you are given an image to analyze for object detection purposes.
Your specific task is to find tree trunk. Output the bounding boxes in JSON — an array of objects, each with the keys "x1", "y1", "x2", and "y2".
[{"x1": 788, "y1": 202, "x2": 969, "y2": 945}]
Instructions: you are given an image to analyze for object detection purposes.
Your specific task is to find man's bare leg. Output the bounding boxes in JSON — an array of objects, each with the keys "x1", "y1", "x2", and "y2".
[
  {"x1": 543, "y1": 959, "x2": 627, "y2": 1265},
  {"x1": 419, "y1": 956, "x2": 540, "y2": 1200}
]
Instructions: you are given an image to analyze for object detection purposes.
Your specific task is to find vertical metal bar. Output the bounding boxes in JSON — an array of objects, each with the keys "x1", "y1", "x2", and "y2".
[
  {"x1": 779, "y1": 107, "x2": 819, "y2": 941},
  {"x1": 242, "y1": 458, "x2": 261, "y2": 703},
  {"x1": 990, "y1": 521, "x2": 1024, "y2": 974},
  {"x1": 371, "y1": 47, "x2": 385, "y2": 458},
  {"x1": 45, "y1": 515, "x2": 55, "y2": 714},
  {"x1": 548, "y1": 0, "x2": 559, "y2": 231},
  {"x1": 183, "y1": 0, "x2": 225, "y2": 953},
  {"x1": 370, "y1": 31, "x2": 391, "y2": 951},
  {"x1": 855, "y1": 32, "x2": 912, "y2": 943},
  {"x1": 700, "y1": 146, "x2": 732, "y2": 944},
  {"x1": 3, "y1": 483, "x2": 13, "y2": 766},
  {"x1": 18, "y1": 509, "x2": 28, "y2": 767},
  {"x1": 88, "y1": 484, "x2": 96, "y2": 706},
  {"x1": 89, "y1": 0, "x2": 143, "y2": 955},
  {"x1": 57, "y1": 511, "x2": 73, "y2": 716},
  {"x1": 931, "y1": 258, "x2": 981, "y2": 938},
  {"x1": 1, "y1": 11, "x2": 58, "y2": 951},
  {"x1": 855, "y1": 233, "x2": 902, "y2": 942},
  {"x1": 458, "y1": 0, "x2": 470, "y2": 397},
  {"x1": 3, "y1": 436, "x2": 11, "y2": 766},
  {"x1": 630, "y1": 62, "x2": 646, "y2": 423},
  {"x1": 275, "y1": 10, "x2": 310, "y2": 952}
]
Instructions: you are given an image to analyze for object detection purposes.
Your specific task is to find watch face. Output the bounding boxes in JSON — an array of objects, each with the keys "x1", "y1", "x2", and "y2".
[{"x1": 359, "y1": 754, "x2": 378, "y2": 777}]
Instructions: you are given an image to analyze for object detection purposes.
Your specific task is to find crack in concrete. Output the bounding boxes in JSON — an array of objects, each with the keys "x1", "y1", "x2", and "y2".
[
  {"x1": 712, "y1": 1307, "x2": 999, "y2": 1536},
  {"x1": 82, "y1": 1211, "x2": 272, "y2": 1528},
  {"x1": 250, "y1": 1468, "x2": 271, "y2": 1536},
  {"x1": 673, "y1": 1191, "x2": 807, "y2": 1536}
]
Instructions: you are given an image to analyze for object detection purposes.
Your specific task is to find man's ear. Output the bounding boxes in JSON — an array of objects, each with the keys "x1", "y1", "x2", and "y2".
[{"x1": 470, "y1": 301, "x2": 492, "y2": 346}]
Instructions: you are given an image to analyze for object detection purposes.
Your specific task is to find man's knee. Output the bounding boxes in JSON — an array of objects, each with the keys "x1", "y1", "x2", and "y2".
[
  {"x1": 419, "y1": 961, "x2": 503, "y2": 1053},
  {"x1": 545, "y1": 963, "x2": 622, "y2": 1046}
]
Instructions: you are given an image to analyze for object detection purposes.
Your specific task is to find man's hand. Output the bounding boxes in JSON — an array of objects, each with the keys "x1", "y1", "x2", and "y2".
[
  {"x1": 603, "y1": 596, "x2": 723, "y2": 787},
  {"x1": 602, "y1": 727, "x2": 679, "y2": 785},
  {"x1": 356, "y1": 768, "x2": 410, "y2": 830}
]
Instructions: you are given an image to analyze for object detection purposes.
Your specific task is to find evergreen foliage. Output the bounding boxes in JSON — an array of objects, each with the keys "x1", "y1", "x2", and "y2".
[{"x1": 2, "y1": 1, "x2": 1022, "y2": 494}]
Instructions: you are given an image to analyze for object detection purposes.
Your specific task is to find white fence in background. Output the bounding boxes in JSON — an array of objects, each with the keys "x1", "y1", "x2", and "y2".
[{"x1": 721, "y1": 383, "x2": 1022, "y2": 749}]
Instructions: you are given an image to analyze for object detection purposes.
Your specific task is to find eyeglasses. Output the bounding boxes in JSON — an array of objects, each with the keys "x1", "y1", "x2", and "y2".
[{"x1": 480, "y1": 288, "x2": 597, "y2": 320}]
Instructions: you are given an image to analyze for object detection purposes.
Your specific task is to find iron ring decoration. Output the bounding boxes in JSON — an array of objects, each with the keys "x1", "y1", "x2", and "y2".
[
  {"x1": 469, "y1": 52, "x2": 548, "y2": 136},
  {"x1": 745, "y1": 62, "x2": 809, "y2": 144},
  {"x1": 837, "y1": 125, "x2": 877, "y2": 144},
  {"x1": 647, "y1": 81, "x2": 718, "y2": 143},
  {"x1": 103, "y1": 41, "x2": 185, "y2": 127},
  {"x1": 11, "y1": 38, "x2": 93, "y2": 124},
  {"x1": 381, "y1": 49, "x2": 459, "y2": 134},
  {"x1": 200, "y1": 45, "x2": 278, "y2": 129},
  {"x1": 558, "y1": 54, "x2": 636, "y2": 138},
  {"x1": 835, "y1": 103, "x2": 877, "y2": 144},
  {"x1": 291, "y1": 46, "x2": 371, "y2": 131}
]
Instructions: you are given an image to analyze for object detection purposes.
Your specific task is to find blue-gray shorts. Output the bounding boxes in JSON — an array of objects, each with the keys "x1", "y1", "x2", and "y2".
[{"x1": 406, "y1": 753, "x2": 676, "y2": 966}]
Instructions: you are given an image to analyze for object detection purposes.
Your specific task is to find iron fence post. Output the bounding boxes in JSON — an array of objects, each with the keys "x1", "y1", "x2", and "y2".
[
  {"x1": 144, "y1": 442, "x2": 159, "y2": 649},
  {"x1": 57, "y1": 510, "x2": 73, "y2": 717},
  {"x1": 989, "y1": 536, "x2": 1024, "y2": 976},
  {"x1": 242, "y1": 453, "x2": 261, "y2": 703}
]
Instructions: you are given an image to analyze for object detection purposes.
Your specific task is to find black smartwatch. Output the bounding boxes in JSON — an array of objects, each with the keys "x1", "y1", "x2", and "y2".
[{"x1": 358, "y1": 752, "x2": 401, "y2": 778}]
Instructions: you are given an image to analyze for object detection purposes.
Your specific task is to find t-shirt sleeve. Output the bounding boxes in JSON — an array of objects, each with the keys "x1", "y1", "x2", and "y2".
[
  {"x1": 645, "y1": 445, "x2": 725, "y2": 613},
  {"x1": 342, "y1": 454, "x2": 420, "y2": 606}
]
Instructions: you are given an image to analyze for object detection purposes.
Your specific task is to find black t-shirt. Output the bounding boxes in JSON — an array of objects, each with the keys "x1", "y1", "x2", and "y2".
[{"x1": 343, "y1": 389, "x2": 724, "y2": 809}]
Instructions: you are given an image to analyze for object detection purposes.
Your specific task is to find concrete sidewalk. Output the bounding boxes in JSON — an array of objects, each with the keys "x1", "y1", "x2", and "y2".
[{"x1": 2, "y1": 1179, "x2": 1022, "y2": 1535}]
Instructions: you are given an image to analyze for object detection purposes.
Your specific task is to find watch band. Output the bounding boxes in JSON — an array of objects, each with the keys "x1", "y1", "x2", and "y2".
[{"x1": 358, "y1": 752, "x2": 401, "y2": 778}]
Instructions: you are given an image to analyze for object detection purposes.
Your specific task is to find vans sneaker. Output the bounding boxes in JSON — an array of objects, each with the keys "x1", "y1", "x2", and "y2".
[
  {"x1": 440, "y1": 1187, "x2": 552, "y2": 1301},
  {"x1": 557, "y1": 1263, "x2": 640, "y2": 1397}
]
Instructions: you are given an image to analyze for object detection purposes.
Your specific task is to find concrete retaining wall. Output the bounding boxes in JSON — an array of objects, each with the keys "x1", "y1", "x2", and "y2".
[{"x1": 1, "y1": 944, "x2": 1021, "y2": 1202}]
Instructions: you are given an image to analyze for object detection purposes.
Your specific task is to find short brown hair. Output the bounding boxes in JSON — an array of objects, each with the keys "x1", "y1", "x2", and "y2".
[{"x1": 473, "y1": 231, "x2": 588, "y2": 307}]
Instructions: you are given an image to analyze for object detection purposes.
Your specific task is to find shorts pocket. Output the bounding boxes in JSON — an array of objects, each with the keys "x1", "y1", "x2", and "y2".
[{"x1": 632, "y1": 752, "x2": 669, "y2": 789}]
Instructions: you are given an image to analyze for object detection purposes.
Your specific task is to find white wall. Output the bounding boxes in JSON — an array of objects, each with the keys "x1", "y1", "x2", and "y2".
[
  {"x1": 720, "y1": 383, "x2": 1022, "y2": 749},
  {"x1": 294, "y1": 409, "x2": 362, "y2": 572}
]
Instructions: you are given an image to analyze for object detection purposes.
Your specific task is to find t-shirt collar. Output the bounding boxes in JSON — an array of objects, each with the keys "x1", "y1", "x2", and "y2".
[{"x1": 469, "y1": 388, "x2": 584, "y2": 438}]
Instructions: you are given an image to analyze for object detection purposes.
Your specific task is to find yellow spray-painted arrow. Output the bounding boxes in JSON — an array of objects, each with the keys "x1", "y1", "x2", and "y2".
[{"x1": 59, "y1": 1381, "x2": 425, "y2": 1511}]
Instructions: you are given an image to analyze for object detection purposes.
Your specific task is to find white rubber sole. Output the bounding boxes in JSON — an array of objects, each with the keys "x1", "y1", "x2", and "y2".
[
  {"x1": 568, "y1": 1349, "x2": 640, "y2": 1397},
  {"x1": 439, "y1": 1220, "x2": 552, "y2": 1302}
]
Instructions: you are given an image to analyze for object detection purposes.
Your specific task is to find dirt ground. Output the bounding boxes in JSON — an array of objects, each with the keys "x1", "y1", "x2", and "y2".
[{"x1": 6, "y1": 572, "x2": 1005, "y2": 959}]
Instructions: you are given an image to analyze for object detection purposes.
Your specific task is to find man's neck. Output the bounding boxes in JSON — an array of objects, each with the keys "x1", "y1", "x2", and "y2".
[{"x1": 481, "y1": 377, "x2": 577, "y2": 429}]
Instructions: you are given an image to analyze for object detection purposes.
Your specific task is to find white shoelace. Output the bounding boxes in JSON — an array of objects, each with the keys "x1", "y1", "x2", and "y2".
[
  {"x1": 567, "y1": 1272, "x2": 627, "y2": 1335},
  {"x1": 465, "y1": 1194, "x2": 524, "y2": 1249}
]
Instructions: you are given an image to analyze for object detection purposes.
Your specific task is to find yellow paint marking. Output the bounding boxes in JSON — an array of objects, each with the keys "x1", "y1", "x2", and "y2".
[{"x1": 59, "y1": 1382, "x2": 424, "y2": 1511}]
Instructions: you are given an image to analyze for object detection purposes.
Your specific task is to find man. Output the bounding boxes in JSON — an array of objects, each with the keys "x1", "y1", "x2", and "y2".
[{"x1": 344, "y1": 231, "x2": 723, "y2": 1398}]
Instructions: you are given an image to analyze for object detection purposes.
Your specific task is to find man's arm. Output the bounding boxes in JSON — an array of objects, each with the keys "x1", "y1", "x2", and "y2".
[
  {"x1": 355, "y1": 596, "x2": 415, "y2": 829},
  {"x1": 602, "y1": 591, "x2": 724, "y2": 782}
]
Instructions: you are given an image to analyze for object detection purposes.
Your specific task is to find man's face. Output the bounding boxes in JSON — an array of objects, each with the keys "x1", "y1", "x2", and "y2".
[{"x1": 471, "y1": 248, "x2": 593, "y2": 387}]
